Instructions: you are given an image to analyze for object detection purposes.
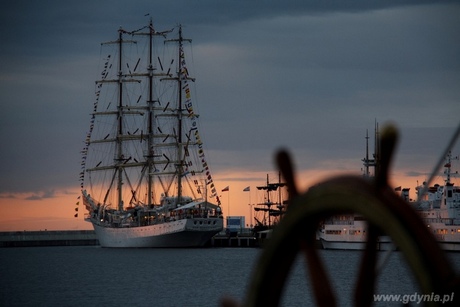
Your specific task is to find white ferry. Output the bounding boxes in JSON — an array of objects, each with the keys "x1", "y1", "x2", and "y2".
[{"x1": 318, "y1": 129, "x2": 460, "y2": 251}]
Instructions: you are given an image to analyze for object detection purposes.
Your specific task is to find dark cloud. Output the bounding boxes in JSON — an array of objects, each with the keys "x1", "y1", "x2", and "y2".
[
  {"x1": 0, "y1": 1, "x2": 459, "y2": 195},
  {"x1": 24, "y1": 190, "x2": 56, "y2": 201}
]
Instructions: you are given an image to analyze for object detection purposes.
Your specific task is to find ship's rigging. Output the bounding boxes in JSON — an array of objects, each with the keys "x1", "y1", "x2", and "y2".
[{"x1": 79, "y1": 20, "x2": 220, "y2": 211}]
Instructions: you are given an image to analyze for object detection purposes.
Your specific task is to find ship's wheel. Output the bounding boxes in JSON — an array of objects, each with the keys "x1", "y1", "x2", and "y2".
[{"x1": 221, "y1": 125, "x2": 459, "y2": 307}]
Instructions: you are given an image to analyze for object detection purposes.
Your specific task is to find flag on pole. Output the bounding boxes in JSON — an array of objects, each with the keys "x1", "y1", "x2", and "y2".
[
  {"x1": 222, "y1": 186, "x2": 229, "y2": 192},
  {"x1": 243, "y1": 186, "x2": 250, "y2": 192}
]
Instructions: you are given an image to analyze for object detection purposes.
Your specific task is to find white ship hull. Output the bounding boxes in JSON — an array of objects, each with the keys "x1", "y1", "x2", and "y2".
[
  {"x1": 92, "y1": 218, "x2": 223, "y2": 248},
  {"x1": 319, "y1": 236, "x2": 396, "y2": 251},
  {"x1": 439, "y1": 242, "x2": 460, "y2": 251},
  {"x1": 319, "y1": 236, "x2": 460, "y2": 251},
  {"x1": 318, "y1": 222, "x2": 460, "y2": 251},
  {"x1": 429, "y1": 225, "x2": 460, "y2": 251}
]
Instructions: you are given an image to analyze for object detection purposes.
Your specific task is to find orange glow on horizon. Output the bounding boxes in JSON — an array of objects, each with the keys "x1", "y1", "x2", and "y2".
[
  {"x1": 0, "y1": 191, "x2": 92, "y2": 232},
  {"x1": 0, "y1": 167, "x2": 440, "y2": 232}
]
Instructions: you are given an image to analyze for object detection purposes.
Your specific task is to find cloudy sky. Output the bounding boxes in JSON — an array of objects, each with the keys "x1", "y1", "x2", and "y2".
[{"x1": 1, "y1": 0, "x2": 459, "y2": 230}]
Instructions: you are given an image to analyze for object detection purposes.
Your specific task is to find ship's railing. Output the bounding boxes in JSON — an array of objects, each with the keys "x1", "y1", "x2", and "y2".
[
  {"x1": 169, "y1": 208, "x2": 221, "y2": 221},
  {"x1": 423, "y1": 217, "x2": 456, "y2": 225},
  {"x1": 128, "y1": 209, "x2": 222, "y2": 226}
]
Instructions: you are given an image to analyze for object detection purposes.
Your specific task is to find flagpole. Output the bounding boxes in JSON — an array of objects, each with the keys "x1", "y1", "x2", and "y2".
[
  {"x1": 243, "y1": 186, "x2": 251, "y2": 227},
  {"x1": 249, "y1": 191, "x2": 251, "y2": 227},
  {"x1": 221, "y1": 186, "x2": 230, "y2": 220},
  {"x1": 248, "y1": 203, "x2": 252, "y2": 228}
]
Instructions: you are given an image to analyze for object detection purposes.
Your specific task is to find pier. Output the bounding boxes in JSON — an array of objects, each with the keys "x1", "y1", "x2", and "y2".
[
  {"x1": 0, "y1": 230, "x2": 259, "y2": 248},
  {"x1": 0, "y1": 230, "x2": 99, "y2": 247},
  {"x1": 210, "y1": 234, "x2": 258, "y2": 247}
]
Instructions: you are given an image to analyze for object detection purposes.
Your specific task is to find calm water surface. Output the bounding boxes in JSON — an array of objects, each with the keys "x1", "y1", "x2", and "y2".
[{"x1": 1, "y1": 246, "x2": 459, "y2": 306}]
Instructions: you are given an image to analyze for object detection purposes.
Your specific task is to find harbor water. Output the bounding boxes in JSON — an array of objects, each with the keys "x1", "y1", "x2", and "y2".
[{"x1": 1, "y1": 246, "x2": 459, "y2": 306}]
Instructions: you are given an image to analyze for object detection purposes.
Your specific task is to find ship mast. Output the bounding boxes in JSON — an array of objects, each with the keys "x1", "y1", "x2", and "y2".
[
  {"x1": 130, "y1": 19, "x2": 173, "y2": 206},
  {"x1": 146, "y1": 19, "x2": 157, "y2": 206},
  {"x1": 165, "y1": 25, "x2": 192, "y2": 205},
  {"x1": 177, "y1": 26, "x2": 185, "y2": 203},
  {"x1": 256, "y1": 174, "x2": 285, "y2": 227},
  {"x1": 87, "y1": 27, "x2": 138, "y2": 210},
  {"x1": 444, "y1": 150, "x2": 458, "y2": 185},
  {"x1": 108, "y1": 26, "x2": 145, "y2": 211},
  {"x1": 362, "y1": 122, "x2": 379, "y2": 178},
  {"x1": 116, "y1": 27, "x2": 125, "y2": 211},
  {"x1": 374, "y1": 121, "x2": 380, "y2": 177},
  {"x1": 364, "y1": 129, "x2": 371, "y2": 177}
]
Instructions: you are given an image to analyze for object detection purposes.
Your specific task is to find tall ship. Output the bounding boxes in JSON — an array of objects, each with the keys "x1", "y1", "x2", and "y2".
[
  {"x1": 79, "y1": 20, "x2": 223, "y2": 247},
  {"x1": 318, "y1": 127, "x2": 460, "y2": 251},
  {"x1": 252, "y1": 173, "x2": 287, "y2": 243},
  {"x1": 253, "y1": 174, "x2": 287, "y2": 229}
]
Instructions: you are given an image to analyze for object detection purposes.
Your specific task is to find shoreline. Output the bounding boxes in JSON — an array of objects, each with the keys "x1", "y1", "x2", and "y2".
[{"x1": 0, "y1": 230, "x2": 258, "y2": 248}]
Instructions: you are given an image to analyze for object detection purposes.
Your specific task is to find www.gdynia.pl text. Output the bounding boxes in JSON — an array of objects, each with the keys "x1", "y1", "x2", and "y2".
[{"x1": 373, "y1": 292, "x2": 455, "y2": 304}]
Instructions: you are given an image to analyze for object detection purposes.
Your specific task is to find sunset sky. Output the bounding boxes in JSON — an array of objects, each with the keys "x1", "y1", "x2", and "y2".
[{"x1": 1, "y1": 1, "x2": 459, "y2": 231}]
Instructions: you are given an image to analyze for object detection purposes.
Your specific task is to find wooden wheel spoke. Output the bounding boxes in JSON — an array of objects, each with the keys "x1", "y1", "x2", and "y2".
[
  {"x1": 354, "y1": 224, "x2": 379, "y2": 307},
  {"x1": 301, "y1": 239, "x2": 336, "y2": 307},
  {"x1": 227, "y1": 124, "x2": 459, "y2": 307}
]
